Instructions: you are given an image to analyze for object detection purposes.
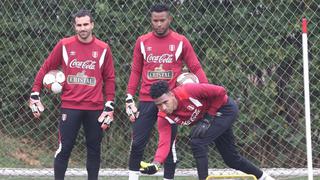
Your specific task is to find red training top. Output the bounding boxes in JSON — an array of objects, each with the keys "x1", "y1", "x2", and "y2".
[
  {"x1": 127, "y1": 30, "x2": 208, "y2": 101},
  {"x1": 32, "y1": 35, "x2": 115, "y2": 110},
  {"x1": 154, "y1": 83, "x2": 228, "y2": 163}
]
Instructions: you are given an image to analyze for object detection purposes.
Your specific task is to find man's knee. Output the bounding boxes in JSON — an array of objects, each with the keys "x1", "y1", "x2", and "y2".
[
  {"x1": 190, "y1": 139, "x2": 207, "y2": 158},
  {"x1": 130, "y1": 139, "x2": 145, "y2": 153}
]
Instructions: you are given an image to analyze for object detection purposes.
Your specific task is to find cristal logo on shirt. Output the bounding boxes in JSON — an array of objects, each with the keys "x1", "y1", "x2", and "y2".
[
  {"x1": 147, "y1": 64, "x2": 173, "y2": 80},
  {"x1": 67, "y1": 71, "x2": 96, "y2": 86}
]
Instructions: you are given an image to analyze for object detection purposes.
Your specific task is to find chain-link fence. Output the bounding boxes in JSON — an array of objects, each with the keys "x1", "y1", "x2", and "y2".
[{"x1": 0, "y1": 0, "x2": 319, "y2": 178}]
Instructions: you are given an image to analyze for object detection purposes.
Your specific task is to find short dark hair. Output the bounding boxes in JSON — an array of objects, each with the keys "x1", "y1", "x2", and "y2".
[
  {"x1": 150, "y1": 80, "x2": 170, "y2": 99},
  {"x1": 72, "y1": 9, "x2": 93, "y2": 23},
  {"x1": 150, "y1": 3, "x2": 170, "y2": 13}
]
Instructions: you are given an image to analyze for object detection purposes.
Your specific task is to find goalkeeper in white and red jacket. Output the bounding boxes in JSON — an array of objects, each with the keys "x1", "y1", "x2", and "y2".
[
  {"x1": 28, "y1": 9, "x2": 115, "y2": 180},
  {"x1": 140, "y1": 80, "x2": 274, "y2": 180}
]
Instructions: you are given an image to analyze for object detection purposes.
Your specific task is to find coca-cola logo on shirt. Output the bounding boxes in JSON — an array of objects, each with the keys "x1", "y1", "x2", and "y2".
[
  {"x1": 181, "y1": 109, "x2": 201, "y2": 126},
  {"x1": 69, "y1": 59, "x2": 96, "y2": 70},
  {"x1": 146, "y1": 54, "x2": 173, "y2": 63}
]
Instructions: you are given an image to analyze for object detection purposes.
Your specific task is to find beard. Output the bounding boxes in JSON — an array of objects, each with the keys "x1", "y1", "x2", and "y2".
[
  {"x1": 154, "y1": 27, "x2": 169, "y2": 37},
  {"x1": 78, "y1": 31, "x2": 91, "y2": 40}
]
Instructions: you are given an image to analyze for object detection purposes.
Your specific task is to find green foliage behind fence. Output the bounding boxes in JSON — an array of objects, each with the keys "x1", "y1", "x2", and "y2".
[{"x1": 0, "y1": 0, "x2": 319, "y2": 171}]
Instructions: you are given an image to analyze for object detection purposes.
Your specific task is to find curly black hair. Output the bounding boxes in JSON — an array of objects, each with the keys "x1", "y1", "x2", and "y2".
[
  {"x1": 150, "y1": 80, "x2": 170, "y2": 99},
  {"x1": 150, "y1": 3, "x2": 170, "y2": 13}
]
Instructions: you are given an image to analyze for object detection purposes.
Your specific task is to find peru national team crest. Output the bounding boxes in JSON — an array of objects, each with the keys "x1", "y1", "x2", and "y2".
[
  {"x1": 169, "y1": 44, "x2": 175, "y2": 52},
  {"x1": 70, "y1": 51, "x2": 76, "y2": 56},
  {"x1": 92, "y1": 51, "x2": 98, "y2": 58},
  {"x1": 187, "y1": 105, "x2": 195, "y2": 111}
]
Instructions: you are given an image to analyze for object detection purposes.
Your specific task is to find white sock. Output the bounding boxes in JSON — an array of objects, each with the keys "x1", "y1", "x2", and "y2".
[
  {"x1": 259, "y1": 172, "x2": 267, "y2": 180},
  {"x1": 129, "y1": 170, "x2": 139, "y2": 180},
  {"x1": 163, "y1": 179, "x2": 173, "y2": 180},
  {"x1": 259, "y1": 172, "x2": 275, "y2": 180}
]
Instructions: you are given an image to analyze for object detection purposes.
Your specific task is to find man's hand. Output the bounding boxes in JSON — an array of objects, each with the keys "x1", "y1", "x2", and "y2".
[
  {"x1": 191, "y1": 114, "x2": 214, "y2": 138},
  {"x1": 139, "y1": 161, "x2": 160, "y2": 175},
  {"x1": 125, "y1": 94, "x2": 138, "y2": 122},
  {"x1": 98, "y1": 101, "x2": 114, "y2": 131},
  {"x1": 28, "y1": 92, "x2": 44, "y2": 118}
]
